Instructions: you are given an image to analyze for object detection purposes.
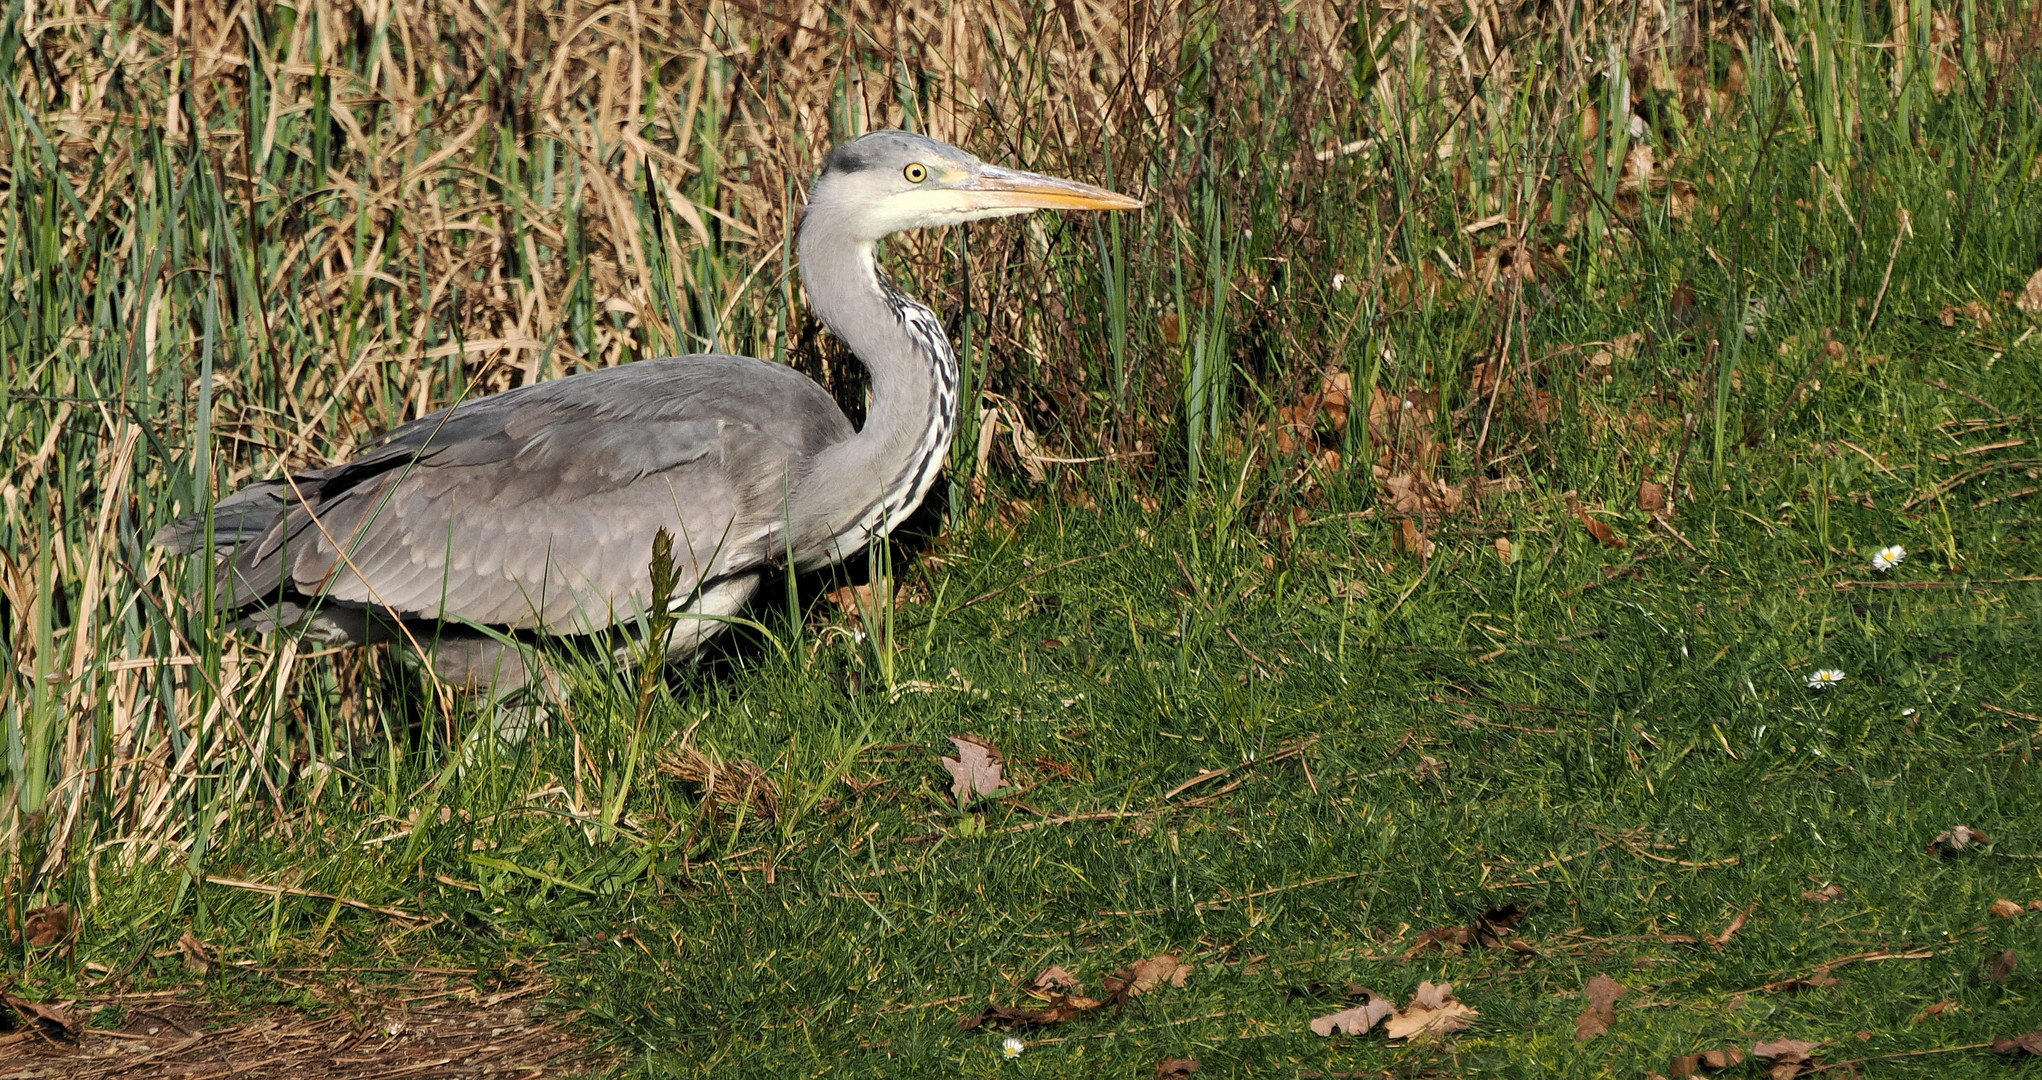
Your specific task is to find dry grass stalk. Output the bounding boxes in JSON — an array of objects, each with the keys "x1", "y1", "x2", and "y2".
[{"x1": 656, "y1": 740, "x2": 779, "y2": 822}]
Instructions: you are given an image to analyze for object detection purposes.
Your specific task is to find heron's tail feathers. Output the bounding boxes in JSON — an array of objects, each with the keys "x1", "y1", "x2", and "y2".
[{"x1": 149, "y1": 479, "x2": 292, "y2": 554}]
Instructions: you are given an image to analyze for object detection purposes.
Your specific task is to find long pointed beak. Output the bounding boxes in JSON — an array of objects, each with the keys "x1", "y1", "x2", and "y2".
[{"x1": 963, "y1": 165, "x2": 1144, "y2": 212}]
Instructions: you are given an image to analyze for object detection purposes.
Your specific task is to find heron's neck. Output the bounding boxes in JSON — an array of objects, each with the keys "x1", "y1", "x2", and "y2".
[{"x1": 793, "y1": 219, "x2": 958, "y2": 563}]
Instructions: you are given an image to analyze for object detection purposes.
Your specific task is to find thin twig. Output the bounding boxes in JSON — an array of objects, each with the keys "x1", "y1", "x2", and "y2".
[{"x1": 202, "y1": 876, "x2": 435, "y2": 924}]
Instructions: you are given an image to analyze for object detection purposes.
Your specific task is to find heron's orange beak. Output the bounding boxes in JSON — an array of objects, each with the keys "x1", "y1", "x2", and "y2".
[{"x1": 962, "y1": 165, "x2": 1144, "y2": 212}]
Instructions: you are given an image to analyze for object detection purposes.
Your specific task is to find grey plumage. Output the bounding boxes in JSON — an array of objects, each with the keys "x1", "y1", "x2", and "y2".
[{"x1": 154, "y1": 131, "x2": 1139, "y2": 699}]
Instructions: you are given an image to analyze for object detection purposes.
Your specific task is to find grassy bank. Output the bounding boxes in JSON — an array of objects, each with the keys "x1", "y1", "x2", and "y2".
[{"x1": 5, "y1": 0, "x2": 2042, "y2": 1074}]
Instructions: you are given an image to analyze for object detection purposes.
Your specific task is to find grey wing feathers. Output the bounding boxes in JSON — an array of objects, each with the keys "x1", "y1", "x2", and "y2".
[
  {"x1": 156, "y1": 356, "x2": 853, "y2": 634},
  {"x1": 149, "y1": 480, "x2": 292, "y2": 556}
]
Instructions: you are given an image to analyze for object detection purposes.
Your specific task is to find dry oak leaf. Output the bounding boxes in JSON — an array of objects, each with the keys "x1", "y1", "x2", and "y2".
[
  {"x1": 1574, "y1": 974, "x2": 1628, "y2": 1042},
  {"x1": 1102, "y1": 954, "x2": 1191, "y2": 1003},
  {"x1": 1800, "y1": 884, "x2": 1845, "y2": 903},
  {"x1": 1034, "y1": 965, "x2": 1081, "y2": 991},
  {"x1": 1752, "y1": 1038, "x2": 1821, "y2": 1079},
  {"x1": 1310, "y1": 991, "x2": 1397, "y2": 1037},
  {"x1": 1474, "y1": 902, "x2": 1527, "y2": 948},
  {"x1": 940, "y1": 734, "x2": 1005, "y2": 808},
  {"x1": 1670, "y1": 1045, "x2": 1746, "y2": 1077},
  {"x1": 1991, "y1": 898, "x2": 2025, "y2": 919},
  {"x1": 22, "y1": 903, "x2": 70, "y2": 947},
  {"x1": 1984, "y1": 949, "x2": 2018, "y2": 981},
  {"x1": 1910, "y1": 998, "x2": 1958, "y2": 1022},
  {"x1": 958, "y1": 1001, "x2": 1090, "y2": 1031},
  {"x1": 1383, "y1": 473, "x2": 1464, "y2": 523},
  {"x1": 1401, "y1": 924, "x2": 1472, "y2": 959},
  {"x1": 2018, "y1": 268, "x2": 2042, "y2": 317},
  {"x1": 1156, "y1": 1056, "x2": 1201, "y2": 1077},
  {"x1": 0, "y1": 990, "x2": 81, "y2": 1040},
  {"x1": 1994, "y1": 1031, "x2": 2042, "y2": 1056},
  {"x1": 1928, "y1": 824, "x2": 1990, "y2": 854},
  {"x1": 1383, "y1": 981, "x2": 1479, "y2": 1041}
]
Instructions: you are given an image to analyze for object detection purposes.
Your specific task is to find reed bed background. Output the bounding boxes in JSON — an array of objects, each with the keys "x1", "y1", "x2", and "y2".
[{"x1": 4, "y1": 0, "x2": 2041, "y2": 944}]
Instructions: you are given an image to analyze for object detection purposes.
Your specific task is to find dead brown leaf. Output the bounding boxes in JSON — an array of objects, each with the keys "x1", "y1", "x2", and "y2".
[
  {"x1": 1474, "y1": 903, "x2": 1529, "y2": 950},
  {"x1": 22, "y1": 903, "x2": 70, "y2": 947},
  {"x1": 179, "y1": 930, "x2": 214, "y2": 975},
  {"x1": 1, "y1": 990, "x2": 81, "y2": 1040},
  {"x1": 1574, "y1": 974, "x2": 1627, "y2": 1041},
  {"x1": 959, "y1": 1001, "x2": 1096, "y2": 1031},
  {"x1": 1402, "y1": 924, "x2": 1472, "y2": 958},
  {"x1": 1393, "y1": 518, "x2": 1434, "y2": 560},
  {"x1": 1929, "y1": 825, "x2": 1991, "y2": 854},
  {"x1": 1102, "y1": 954, "x2": 1191, "y2": 1003},
  {"x1": 1366, "y1": 385, "x2": 1443, "y2": 470},
  {"x1": 2018, "y1": 268, "x2": 2042, "y2": 318},
  {"x1": 1939, "y1": 301, "x2": 1994, "y2": 329},
  {"x1": 1637, "y1": 480, "x2": 1672, "y2": 519},
  {"x1": 1911, "y1": 998, "x2": 1958, "y2": 1023},
  {"x1": 1773, "y1": 967, "x2": 1839, "y2": 994},
  {"x1": 1318, "y1": 371, "x2": 1353, "y2": 428},
  {"x1": 1383, "y1": 981, "x2": 1479, "y2": 1041},
  {"x1": 940, "y1": 735, "x2": 1005, "y2": 808},
  {"x1": 1156, "y1": 1057, "x2": 1201, "y2": 1077},
  {"x1": 1566, "y1": 490, "x2": 1627, "y2": 548},
  {"x1": 1310, "y1": 991, "x2": 1397, "y2": 1037},
  {"x1": 1383, "y1": 473, "x2": 1463, "y2": 523},
  {"x1": 1994, "y1": 1031, "x2": 2042, "y2": 1055},
  {"x1": 1494, "y1": 537, "x2": 1514, "y2": 565},
  {"x1": 1034, "y1": 966, "x2": 1081, "y2": 992},
  {"x1": 824, "y1": 582, "x2": 886, "y2": 633},
  {"x1": 1402, "y1": 905, "x2": 1524, "y2": 960},
  {"x1": 1704, "y1": 901, "x2": 1757, "y2": 949},
  {"x1": 1800, "y1": 884, "x2": 1844, "y2": 903},
  {"x1": 1984, "y1": 949, "x2": 2018, "y2": 981},
  {"x1": 1752, "y1": 1038, "x2": 1821, "y2": 1079},
  {"x1": 1671, "y1": 1045, "x2": 1747, "y2": 1077},
  {"x1": 1991, "y1": 898, "x2": 2025, "y2": 919},
  {"x1": 1586, "y1": 332, "x2": 1645, "y2": 375}
]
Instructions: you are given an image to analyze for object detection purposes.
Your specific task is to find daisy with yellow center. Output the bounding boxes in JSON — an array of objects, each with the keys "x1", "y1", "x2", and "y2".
[{"x1": 1806, "y1": 669, "x2": 1846, "y2": 689}]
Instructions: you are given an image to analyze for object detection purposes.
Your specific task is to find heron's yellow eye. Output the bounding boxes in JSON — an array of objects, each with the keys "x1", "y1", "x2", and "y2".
[{"x1": 903, "y1": 162, "x2": 928, "y2": 183}]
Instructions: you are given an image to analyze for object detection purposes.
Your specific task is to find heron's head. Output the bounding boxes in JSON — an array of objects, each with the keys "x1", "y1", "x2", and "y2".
[{"x1": 804, "y1": 131, "x2": 1141, "y2": 243}]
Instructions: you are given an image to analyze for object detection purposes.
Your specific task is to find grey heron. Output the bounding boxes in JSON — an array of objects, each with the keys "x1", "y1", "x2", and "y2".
[{"x1": 153, "y1": 131, "x2": 1140, "y2": 708}]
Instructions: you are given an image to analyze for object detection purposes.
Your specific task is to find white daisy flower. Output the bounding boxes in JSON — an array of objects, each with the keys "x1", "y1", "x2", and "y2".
[
  {"x1": 1806, "y1": 669, "x2": 1846, "y2": 689},
  {"x1": 1002, "y1": 1037, "x2": 1026, "y2": 1059},
  {"x1": 1331, "y1": 272, "x2": 1346, "y2": 293},
  {"x1": 1872, "y1": 545, "x2": 1906, "y2": 571}
]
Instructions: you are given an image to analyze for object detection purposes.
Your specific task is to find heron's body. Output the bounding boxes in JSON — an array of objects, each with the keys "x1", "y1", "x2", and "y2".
[{"x1": 153, "y1": 131, "x2": 1137, "y2": 700}]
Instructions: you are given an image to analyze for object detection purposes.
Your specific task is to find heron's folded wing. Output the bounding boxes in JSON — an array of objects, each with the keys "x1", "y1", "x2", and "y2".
[{"x1": 239, "y1": 414, "x2": 792, "y2": 633}]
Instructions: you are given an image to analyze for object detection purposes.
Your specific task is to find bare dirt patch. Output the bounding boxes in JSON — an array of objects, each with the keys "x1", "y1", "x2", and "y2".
[{"x1": 0, "y1": 978, "x2": 595, "y2": 1079}]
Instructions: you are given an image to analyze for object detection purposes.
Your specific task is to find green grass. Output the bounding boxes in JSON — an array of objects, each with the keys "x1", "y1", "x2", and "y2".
[
  {"x1": 44, "y1": 353, "x2": 2042, "y2": 1075},
  {"x1": 7, "y1": 0, "x2": 2042, "y2": 1075}
]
